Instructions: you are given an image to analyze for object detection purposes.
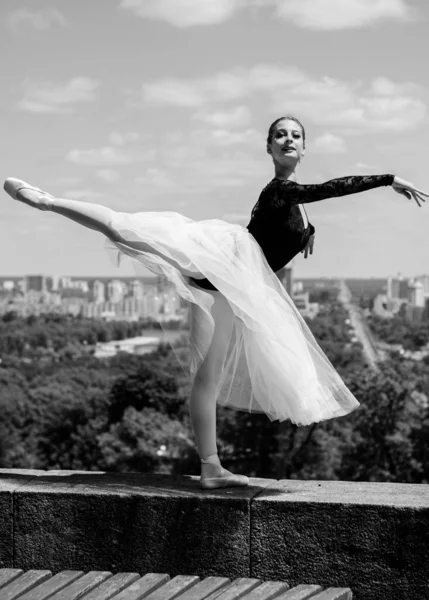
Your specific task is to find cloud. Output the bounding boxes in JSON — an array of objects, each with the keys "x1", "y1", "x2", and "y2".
[
  {"x1": 354, "y1": 162, "x2": 378, "y2": 171},
  {"x1": 118, "y1": 0, "x2": 414, "y2": 29},
  {"x1": 47, "y1": 176, "x2": 83, "y2": 187},
  {"x1": 189, "y1": 127, "x2": 264, "y2": 147},
  {"x1": 134, "y1": 146, "x2": 268, "y2": 194},
  {"x1": 119, "y1": 0, "x2": 243, "y2": 27},
  {"x1": 312, "y1": 133, "x2": 347, "y2": 154},
  {"x1": 96, "y1": 169, "x2": 121, "y2": 183},
  {"x1": 135, "y1": 168, "x2": 183, "y2": 193},
  {"x1": 18, "y1": 78, "x2": 99, "y2": 114},
  {"x1": 67, "y1": 146, "x2": 156, "y2": 166},
  {"x1": 140, "y1": 65, "x2": 426, "y2": 132},
  {"x1": 7, "y1": 8, "x2": 66, "y2": 32},
  {"x1": 193, "y1": 105, "x2": 252, "y2": 128},
  {"x1": 141, "y1": 66, "x2": 300, "y2": 107},
  {"x1": 273, "y1": 0, "x2": 414, "y2": 30},
  {"x1": 108, "y1": 131, "x2": 141, "y2": 145}
]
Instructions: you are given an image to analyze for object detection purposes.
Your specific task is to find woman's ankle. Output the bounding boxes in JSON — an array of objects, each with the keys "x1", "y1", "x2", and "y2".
[
  {"x1": 201, "y1": 453, "x2": 220, "y2": 465},
  {"x1": 200, "y1": 453, "x2": 224, "y2": 478}
]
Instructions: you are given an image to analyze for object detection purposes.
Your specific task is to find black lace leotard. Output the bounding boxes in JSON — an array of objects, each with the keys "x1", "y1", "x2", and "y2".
[{"x1": 189, "y1": 174, "x2": 395, "y2": 291}]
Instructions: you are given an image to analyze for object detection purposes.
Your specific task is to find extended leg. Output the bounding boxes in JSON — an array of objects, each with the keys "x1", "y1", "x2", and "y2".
[{"x1": 3, "y1": 179, "x2": 201, "y2": 276}]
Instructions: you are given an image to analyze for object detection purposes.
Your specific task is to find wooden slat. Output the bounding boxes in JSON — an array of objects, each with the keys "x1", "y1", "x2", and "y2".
[
  {"x1": 174, "y1": 576, "x2": 231, "y2": 600},
  {"x1": 111, "y1": 573, "x2": 171, "y2": 600},
  {"x1": 311, "y1": 589, "x2": 353, "y2": 600},
  {"x1": 239, "y1": 580, "x2": 290, "y2": 599},
  {"x1": 141, "y1": 575, "x2": 201, "y2": 600},
  {"x1": 0, "y1": 570, "x2": 24, "y2": 590},
  {"x1": 204, "y1": 578, "x2": 262, "y2": 600},
  {"x1": 0, "y1": 570, "x2": 52, "y2": 600},
  {"x1": 65, "y1": 572, "x2": 141, "y2": 600},
  {"x1": 18, "y1": 571, "x2": 85, "y2": 600},
  {"x1": 47, "y1": 571, "x2": 113, "y2": 600},
  {"x1": 0, "y1": 569, "x2": 352, "y2": 599},
  {"x1": 275, "y1": 585, "x2": 325, "y2": 600}
]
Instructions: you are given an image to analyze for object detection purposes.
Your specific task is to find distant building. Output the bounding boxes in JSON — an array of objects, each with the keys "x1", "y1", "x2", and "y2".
[
  {"x1": 387, "y1": 277, "x2": 400, "y2": 299},
  {"x1": 25, "y1": 275, "x2": 46, "y2": 293},
  {"x1": 2, "y1": 280, "x2": 14, "y2": 292},
  {"x1": 387, "y1": 273, "x2": 410, "y2": 300},
  {"x1": 416, "y1": 274, "x2": 429, "y2": 295},
  {"x1": 130, "y1": 279, "x2": 144, "y2": 300},
  {"x1": 409, "y1": 281, "x2": 425, "y2": 307},
  {"x1": 94, "y1": 335, "x2": 161, "y2": 358},
  {"x1": 93, "y1": 280, "x2": 105, "y2": 303},
  {"x1": 107, "y1": 279, "x2": 125, "y2": 303}
]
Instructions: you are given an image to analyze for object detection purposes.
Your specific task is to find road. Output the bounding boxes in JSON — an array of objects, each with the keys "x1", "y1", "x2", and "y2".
[{"x1": 338, "y1": 280, "x2": 380, "y2": 371}]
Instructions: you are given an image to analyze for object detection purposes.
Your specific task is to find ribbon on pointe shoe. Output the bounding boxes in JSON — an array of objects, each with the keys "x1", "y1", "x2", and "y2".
[{"x1": 200, "y1": 455, "x2": 249, "y2": 489}]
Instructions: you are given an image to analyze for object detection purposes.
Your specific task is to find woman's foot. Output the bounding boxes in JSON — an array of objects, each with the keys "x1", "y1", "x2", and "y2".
[
  {"x1": 4, "y1": 178, "x2": 54, "y2": 210},
  {"x1": 200, "y1": 453, "x2": 249, "y2": 490}
]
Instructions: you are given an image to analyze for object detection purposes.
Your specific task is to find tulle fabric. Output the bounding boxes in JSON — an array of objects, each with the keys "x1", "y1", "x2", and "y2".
[{"x1": 104, "y1": 210, "x2": 359, "y2": 426}]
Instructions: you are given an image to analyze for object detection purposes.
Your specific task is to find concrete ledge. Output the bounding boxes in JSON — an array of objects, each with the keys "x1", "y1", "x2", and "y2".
[
  {"x1": 251, "y1": 480, "x2": 429, "y2": 600},
  {"x1": 1, "y1": 470, "x2": 428, "y2": 600}
]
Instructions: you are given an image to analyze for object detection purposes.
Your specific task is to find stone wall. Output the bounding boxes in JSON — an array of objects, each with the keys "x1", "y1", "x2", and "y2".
[{"x1": 1, "y1": 470, "x2": 428, "y2": 600}]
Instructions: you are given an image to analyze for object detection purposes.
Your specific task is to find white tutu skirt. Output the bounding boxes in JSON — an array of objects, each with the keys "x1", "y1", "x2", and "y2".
[{"x1": 105, "y1": 210, "x2": 359, "y2": 426}]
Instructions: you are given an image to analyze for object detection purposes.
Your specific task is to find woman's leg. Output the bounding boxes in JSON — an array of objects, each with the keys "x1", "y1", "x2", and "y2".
[
  {"x1": 188, "y1": 292, "x2": 234, "y2": 470},
  {"x1": 9, "y1": 184, "x2": 201, "y2": 276}
]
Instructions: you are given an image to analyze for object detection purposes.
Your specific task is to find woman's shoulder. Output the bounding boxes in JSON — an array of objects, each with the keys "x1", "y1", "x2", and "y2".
[{"x1": 260, "y1": 178, "x2": 299, "y2": 196}]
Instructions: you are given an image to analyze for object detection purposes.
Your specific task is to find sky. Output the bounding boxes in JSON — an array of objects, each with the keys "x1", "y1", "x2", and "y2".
[{"x1": 1, "y1": 0, "x2": 428, "y2": 280}]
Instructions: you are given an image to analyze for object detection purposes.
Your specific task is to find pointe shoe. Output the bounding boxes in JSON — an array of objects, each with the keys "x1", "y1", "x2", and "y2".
[
  {"x1": 4, "y1": 178, "x2": 54, "y2": 210},
  {"x1": 200, "y1": 468, "x2": 249, "y2": 490}
]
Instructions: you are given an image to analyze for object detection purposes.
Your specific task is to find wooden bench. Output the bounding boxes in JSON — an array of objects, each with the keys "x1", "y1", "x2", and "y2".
[{"x1": 0, "y1": 568, "x2": 352, "y2": 599}]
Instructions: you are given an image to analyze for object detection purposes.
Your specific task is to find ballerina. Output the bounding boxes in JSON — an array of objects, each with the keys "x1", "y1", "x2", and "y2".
[{"x1": 4, "y1": 115, "x2": 428, "y2": 489}]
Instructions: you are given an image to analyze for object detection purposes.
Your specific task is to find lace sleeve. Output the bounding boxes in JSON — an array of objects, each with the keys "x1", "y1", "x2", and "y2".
[{"x1": 271, "y1": 174, "x2": 395, "y2": 205}]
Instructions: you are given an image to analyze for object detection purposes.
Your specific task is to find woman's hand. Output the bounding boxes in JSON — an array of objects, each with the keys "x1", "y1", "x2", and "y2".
[
  {"x1": 301, "y1": 233, "x2": 315, "y2": 259},
  {"x1": 392, "y1": 176, "x2": 429, "y2": 207}
]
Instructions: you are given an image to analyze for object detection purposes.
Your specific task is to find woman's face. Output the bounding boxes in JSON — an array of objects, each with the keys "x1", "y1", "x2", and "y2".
[{"x1": 268, "y1": 119, "x2": 305, "y2": 166}]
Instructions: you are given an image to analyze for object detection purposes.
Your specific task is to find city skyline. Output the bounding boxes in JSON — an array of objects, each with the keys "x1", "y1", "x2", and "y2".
[{"x1": 1, "y1": 1, "x2": 428, "y2": 278}]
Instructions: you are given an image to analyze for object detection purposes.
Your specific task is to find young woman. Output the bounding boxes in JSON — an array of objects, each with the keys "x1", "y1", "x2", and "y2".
[{"x1": 4, "y1": 116, "x2": 427, "y2": 489}]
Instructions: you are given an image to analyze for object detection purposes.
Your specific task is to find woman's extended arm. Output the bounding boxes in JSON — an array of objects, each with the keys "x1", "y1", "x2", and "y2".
[
  {"x1": 273, "y1": 174, "x2": 395, "y2": 204},
  {"x1": 271, "y1": 174, "x2": 428, "y2": 207}
]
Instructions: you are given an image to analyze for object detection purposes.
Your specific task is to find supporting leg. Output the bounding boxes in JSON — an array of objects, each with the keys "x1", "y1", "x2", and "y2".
[{"x1": 188, "y1": 292, "x2": 249, "y2": 489}]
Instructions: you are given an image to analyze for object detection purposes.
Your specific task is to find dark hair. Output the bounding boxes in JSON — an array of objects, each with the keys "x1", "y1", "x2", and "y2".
[{"x1": 266, "y1": 116, "x2": 306, "y2": 152}]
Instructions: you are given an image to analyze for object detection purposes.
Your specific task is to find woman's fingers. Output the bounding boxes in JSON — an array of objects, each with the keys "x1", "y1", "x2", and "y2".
[
  {"x1": 413, "y1": 194, "x2": 421, "y2": 207},
  {"x1": 412, "y1": 186, "x2": 429, "y2": 197},
  {"x1": 400, "y1": 182, "x2": 429, "y2": 197}
]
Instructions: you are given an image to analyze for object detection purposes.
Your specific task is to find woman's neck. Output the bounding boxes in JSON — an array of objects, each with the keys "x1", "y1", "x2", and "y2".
[{"x1": 273, "y1": 163, "x2": 297, "y2": 181}]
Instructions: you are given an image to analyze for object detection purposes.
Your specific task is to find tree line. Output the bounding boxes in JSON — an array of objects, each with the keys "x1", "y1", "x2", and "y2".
[{"x1": 0, "y1": 303, "x2": 428, "y2": 483}]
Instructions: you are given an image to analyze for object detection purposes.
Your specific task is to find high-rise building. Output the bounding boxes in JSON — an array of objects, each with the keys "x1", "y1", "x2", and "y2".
[
  {"x1": 25, "y1": 275, "x2": 46, "y2": 293},
  {"x1": 387, "y1": 277, "x2": 400, "y2": 299},
  {"x1": 410, "y1": 281, "x2": 425, "y2": 308},
  {"x1": 130, "y1": 279, "x2": 144, "y2": 300},
  {"x1": 51, "y1": 275, "x2": 61, "y2": 292},
  {"x1": 416, "y1": 275, "x2": 429, "y2": 296},
  {"x1": 93, "y1": 280, "x2": 105, "y2": 303},
  {"x1": 107, "y1": 279, "x2": 125, "y2": 303}
]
